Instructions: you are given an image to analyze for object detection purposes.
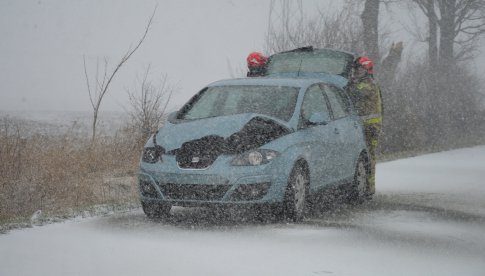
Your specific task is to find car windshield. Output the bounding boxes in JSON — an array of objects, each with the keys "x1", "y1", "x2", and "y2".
[
  {"x1": 266, "y1": 49, "x2": 353, "y2": 76},
  {"x1": 178, "y1": 85, "x2": 299, "y2": 121}
]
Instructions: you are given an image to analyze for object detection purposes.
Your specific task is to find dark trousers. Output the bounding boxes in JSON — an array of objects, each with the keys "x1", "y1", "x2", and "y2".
[{"x1": 363, "y1": 122, "x2": 381, "y2": 194}]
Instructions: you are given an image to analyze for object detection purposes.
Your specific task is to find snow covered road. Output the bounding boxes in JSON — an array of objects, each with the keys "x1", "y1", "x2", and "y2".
[{"x1": 1, "y1": 146, "x2": 485, "y2": 276}]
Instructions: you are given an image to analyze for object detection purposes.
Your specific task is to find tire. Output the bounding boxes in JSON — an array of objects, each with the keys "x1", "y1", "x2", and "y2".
[
  {"x1": 347, "y1": 158, "x2": 368, "y2": 205},
  {"x1": 283, "y1": 163, "x2": 309, "y2": 222},
  {"x1": 141, "y1": 201, "x2": 171, "y2": 218}
]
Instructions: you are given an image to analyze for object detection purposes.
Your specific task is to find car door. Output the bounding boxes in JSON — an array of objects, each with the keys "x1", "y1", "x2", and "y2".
[
  {"x1": 322, "y1": 84, "x2": 361, "y2": 181},
  {"x1": 298, "y1": 84, "x2": 339, "y2": 190}
]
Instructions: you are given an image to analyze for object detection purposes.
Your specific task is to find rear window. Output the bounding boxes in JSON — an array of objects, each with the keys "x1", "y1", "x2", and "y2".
[{"x1": 266, "y1": 49, "x2": 354, "y2": 77}]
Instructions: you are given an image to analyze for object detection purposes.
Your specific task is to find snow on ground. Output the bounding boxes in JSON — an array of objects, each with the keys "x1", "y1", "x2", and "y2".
[
  {"x1": 378, "y1": 146, "x2": 485, "y2": 216},
  {"x1": 1, "y1": 146, "x2": 485, "y2": 276}
]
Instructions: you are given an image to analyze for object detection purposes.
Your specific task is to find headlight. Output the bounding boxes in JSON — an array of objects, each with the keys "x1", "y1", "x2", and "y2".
[
  {"x1": 231, "y1": 149, "x2": 279, "y2": 166},
  {"x1": 248, "y1": 151, "x2": 263, "y2": 165},
  {"x1": 142, "y1": 145, "x2": 165, "y2": 163}
]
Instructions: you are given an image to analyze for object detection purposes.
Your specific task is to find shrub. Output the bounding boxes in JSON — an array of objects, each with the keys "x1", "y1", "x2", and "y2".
[{"x1": 0, "y1": 117, "x2": 141, "y2": 221}]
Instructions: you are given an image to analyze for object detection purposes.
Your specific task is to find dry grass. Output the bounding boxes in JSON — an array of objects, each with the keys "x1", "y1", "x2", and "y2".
[
  {"x1": 2, "y1": 112, "x2": 484, "y2": 223},
  {"x1": 0, "y1": 117, "x2": 142, "y2": 222}
]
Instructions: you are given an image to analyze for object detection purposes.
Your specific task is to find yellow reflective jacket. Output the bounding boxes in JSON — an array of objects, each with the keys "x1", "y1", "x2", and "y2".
[{"x1": 348, "y1": 78, "x2": 383, "y2": 124}]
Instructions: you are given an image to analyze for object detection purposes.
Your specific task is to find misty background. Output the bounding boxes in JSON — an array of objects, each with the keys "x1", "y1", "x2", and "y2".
[
  {"x1": 1, "y1": 0, "x2": 273, "y2": 112},
  {"x1": 2, "y1": 0, "x2": 483, "y2": 113}
]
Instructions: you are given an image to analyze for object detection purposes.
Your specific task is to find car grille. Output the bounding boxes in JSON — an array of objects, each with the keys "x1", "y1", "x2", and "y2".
[
  {"x1": 177, "y1": 156, "x2": 217, "y2": 169},
  {"x1": 176, "y1": 135, "x2": 226, "y2": 169},
  {"x1": 159, "y1": 183, "x2": 231, "y2": 201}
]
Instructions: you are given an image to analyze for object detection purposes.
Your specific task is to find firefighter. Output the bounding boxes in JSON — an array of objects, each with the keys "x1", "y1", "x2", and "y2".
[
  {"x1": 246, "y1": 52, "x2": 268, "y2": 77},
  {"x1": 347, "y1": 56, "x2": 383, "y2": 196}
]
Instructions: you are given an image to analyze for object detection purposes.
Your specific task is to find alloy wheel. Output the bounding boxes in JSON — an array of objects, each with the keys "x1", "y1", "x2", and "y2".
[
  {"x1": 293, "y1": 172, "x2": 307, "y2": 216},
  {"x1": 284, "y1": 164, "x2": 309, "y2": 222}
]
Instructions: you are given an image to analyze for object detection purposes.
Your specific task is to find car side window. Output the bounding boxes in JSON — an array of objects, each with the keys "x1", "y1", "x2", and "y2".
[
  {"x1": 300, "y1": 84, "x2": 329, "y2": 127},
  {"x1": 324, "y1": 85, "x2": 349, "y2": 119},
  {"x1": 333, "y1": 86, "x2": 353, "y2": 115}
]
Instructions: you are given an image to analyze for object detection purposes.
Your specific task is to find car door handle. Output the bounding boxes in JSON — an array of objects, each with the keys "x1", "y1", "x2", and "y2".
[{"x1": 334, "y1": 128, "x2": 339, "y2": 135}]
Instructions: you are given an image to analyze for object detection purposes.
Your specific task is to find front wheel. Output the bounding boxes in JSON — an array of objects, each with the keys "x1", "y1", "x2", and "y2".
[
  {"x1": 141, "y1": 201, "x2": 171, "y2": 218},
  {"x1": 347, "y1": 158, "x2": 368, "y2": 204},
  {"x1": 283, "y1": 164, "x2": 309, "y2": 222}
]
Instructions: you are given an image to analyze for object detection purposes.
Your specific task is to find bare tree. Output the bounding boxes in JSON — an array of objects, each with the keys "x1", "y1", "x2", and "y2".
[
  {"x1": 361, "y1": 0, "x2": 381, "y2": 63},
  {"x1": 265, "y1": 0, "x2": 364, "y2": 55},
  {"x1": 83, "y1": 9, "x2": 156, "y2": 142},
  {"x1": 380, "y1": 41, "x2": 404, "y2": 88},
  {"x1": 126, "y1": 65, "x2": 174, "y2": 145},
  {"x1": 380, "y1": 0, "x2": 485, "y2": 148},
  {"x1": 359, "y1": 0, "x2": 404, "y2": 86},
  {"x1": 412, "y1": 0, "x2": 485, "y2": 67}
]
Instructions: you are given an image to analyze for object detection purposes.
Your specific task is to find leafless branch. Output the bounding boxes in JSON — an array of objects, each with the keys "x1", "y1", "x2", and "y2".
[
  {"x1": 83, "y1": 7, "x2": 156, "y2": 142},
  {"x1": 125, "y1": 65, "x2": 175, "y2": 145}
]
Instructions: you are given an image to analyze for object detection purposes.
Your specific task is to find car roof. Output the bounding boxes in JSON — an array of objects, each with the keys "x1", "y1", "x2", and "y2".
[{"x1": 208, "y1": 74, "x2": 347, "y2": 89}]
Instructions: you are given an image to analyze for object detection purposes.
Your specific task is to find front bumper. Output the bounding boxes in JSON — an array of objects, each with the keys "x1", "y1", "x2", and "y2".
[{"x1": 138, "y1": 155, "x2": 290, "y2": 206}]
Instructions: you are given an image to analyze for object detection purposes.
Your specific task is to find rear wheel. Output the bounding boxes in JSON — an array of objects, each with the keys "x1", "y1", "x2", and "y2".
[
  {"x1": 283, "y1": 164, "x2": 309, "y2": 222},
  {"x1": 347, "y1": 158, "x2": 368, "y2": 204},
  {"x1": 141, "y1": 201, "x2": 171, "y2": 218}
]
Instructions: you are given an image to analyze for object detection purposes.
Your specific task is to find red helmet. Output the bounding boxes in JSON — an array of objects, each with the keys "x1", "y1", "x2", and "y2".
[
  {"x1": 247, "y1": 52, "x2": 268, "y2": 67},
  {"x1": 354, "y1": 56, "x2": 374, "y2": 75}
]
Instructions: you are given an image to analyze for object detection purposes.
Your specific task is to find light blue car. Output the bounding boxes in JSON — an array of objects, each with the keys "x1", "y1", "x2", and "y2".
[{"x1": 138, "y1": 73, "x2": 370, "y2": 221}]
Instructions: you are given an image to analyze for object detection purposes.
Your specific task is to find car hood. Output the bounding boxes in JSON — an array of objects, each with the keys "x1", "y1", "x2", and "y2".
[{"x1": 155, "y1": 113, "x2": 292, "y2": 152}]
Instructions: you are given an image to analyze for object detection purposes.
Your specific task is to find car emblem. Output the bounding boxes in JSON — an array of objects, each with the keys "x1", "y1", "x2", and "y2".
[{"x1": 191, "y1": 157, "x2": 200, "y2": 163}]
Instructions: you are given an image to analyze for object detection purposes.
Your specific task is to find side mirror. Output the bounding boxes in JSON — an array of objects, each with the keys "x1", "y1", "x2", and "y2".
[
  {"x1": 167, "y1": 111, "x2": 178, "y2": 121},
  {"x1": 308, "y1": 111, "x2": 330, "y2": 125}
]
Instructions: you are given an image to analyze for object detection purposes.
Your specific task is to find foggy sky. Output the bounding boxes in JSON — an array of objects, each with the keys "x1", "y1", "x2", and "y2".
[
  {"x1": 1, "y1": 0, "x2": 484, "y2": 112},
  {"x1": 0, "y1": 0, "x2": 272, "y2": 112}
]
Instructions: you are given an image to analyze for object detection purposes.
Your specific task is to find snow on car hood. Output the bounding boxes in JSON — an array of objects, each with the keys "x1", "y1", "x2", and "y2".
[{"x1": 155, "y1": 113, "x2": 292, "y2": 152}]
